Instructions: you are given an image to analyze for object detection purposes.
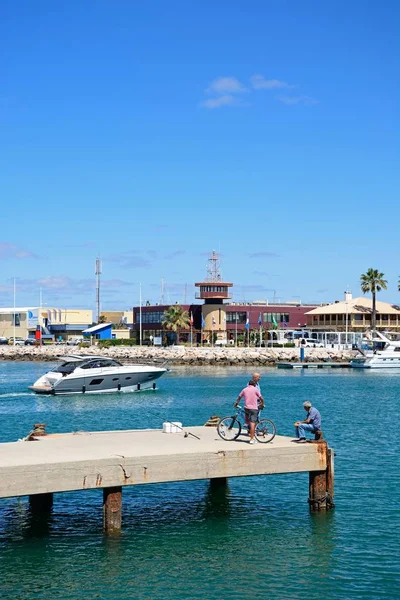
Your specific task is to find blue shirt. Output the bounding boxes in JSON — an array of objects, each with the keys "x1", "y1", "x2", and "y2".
[{"x1": 308, "y1": 407, "x2": 321, "y2": 430}]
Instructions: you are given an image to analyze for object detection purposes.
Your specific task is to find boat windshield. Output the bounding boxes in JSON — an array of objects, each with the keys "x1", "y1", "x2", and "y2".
[
  {"x1": 51, "y1": 361, "x2": 85, "y2": 374},
  {"x1": 51, "y1": 358, "x2": 123, "y2": 374},
  {"x1": 373, "y1": 341, "x2": 387, "y2": 351},
  {"x1": 79, "y1": 359, "x2": 123, "y2": 369}
]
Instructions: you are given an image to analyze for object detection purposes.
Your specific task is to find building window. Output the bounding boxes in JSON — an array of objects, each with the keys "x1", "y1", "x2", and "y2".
[
  {"x1": 354, "y1": 314, "x2": 363, "y2": 321},
  {"x1": 226, "y1": 312, "x2": 247, "y2": 323},
  {"x1": 263, "y1": 313, "x2": 289, "y2": 324},
  {"x1": 13, "y1": 313, "x2": 21, "y2": 327},
  {"x1": 136, "y1": 311, "x2": 165, "y2": 324}
]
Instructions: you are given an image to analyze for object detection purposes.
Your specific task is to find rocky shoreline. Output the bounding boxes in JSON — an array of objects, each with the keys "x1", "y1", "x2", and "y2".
[{"x1": 0, "y1": 346, "x2": 356, "y2": 366}]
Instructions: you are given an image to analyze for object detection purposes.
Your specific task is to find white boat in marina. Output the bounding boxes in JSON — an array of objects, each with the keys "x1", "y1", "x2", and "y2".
[
  {"x1": 350, "y1": 332, "x2": 400, "y2": 368},
  {"x1": 29, "y1": 355, "x2": 168, "y2": 395}
]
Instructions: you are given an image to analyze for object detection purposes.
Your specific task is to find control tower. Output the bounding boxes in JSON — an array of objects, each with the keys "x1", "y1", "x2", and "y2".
[{"x1": 195, "y1": 251, "x2": 232, "y2": 343}]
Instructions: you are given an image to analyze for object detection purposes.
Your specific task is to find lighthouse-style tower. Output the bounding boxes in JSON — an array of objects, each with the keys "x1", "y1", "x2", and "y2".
[{"x1": 195, "y1": 251, "x2": 232, "y2": 343}]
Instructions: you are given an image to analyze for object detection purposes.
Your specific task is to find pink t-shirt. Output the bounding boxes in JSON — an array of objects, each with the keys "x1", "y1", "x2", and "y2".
[{"x1": 239, "y1": 385, "x2": 261, "y2": 410}]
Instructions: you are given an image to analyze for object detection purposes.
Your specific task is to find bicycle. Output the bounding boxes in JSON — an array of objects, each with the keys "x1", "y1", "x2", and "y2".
[{"x1": 217, "y1": 405, "x2": 276, "y2": 443}]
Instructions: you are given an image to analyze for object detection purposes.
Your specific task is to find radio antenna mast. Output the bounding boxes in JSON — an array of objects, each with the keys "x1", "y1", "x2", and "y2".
[{"x1": 95, "y1": 258, "x2": 102, "y2": 323}]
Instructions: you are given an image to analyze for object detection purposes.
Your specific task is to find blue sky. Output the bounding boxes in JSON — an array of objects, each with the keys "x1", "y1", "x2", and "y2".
[{"x1": 1, "y1": 0, "x2": 399, "y2": 311}]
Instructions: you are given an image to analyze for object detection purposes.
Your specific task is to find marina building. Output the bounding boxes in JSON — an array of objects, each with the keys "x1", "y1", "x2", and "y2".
[
  {"x1": 305, "y1": 294, "x2": 400, "y2": 333},
  {"x1": 100, "y1": 311, "x2": 133, "y2": 328},
  {"x1": 0, "y1": 307, "x2": 93, "y2": 341},
  {"x1": 132, "y1": 251, "x2": 317, "y2": 344}
]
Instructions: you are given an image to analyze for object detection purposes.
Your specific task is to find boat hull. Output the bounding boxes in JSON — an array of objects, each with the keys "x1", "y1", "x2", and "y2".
[{"x1": 350, "y1": 359, "x2": 400, "y2": 369}]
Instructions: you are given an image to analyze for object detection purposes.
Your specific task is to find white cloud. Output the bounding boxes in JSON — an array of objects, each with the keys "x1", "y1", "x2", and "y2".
[
  {"x1": 16, "y1": 276, "x2": 134, "y2": 298},
  {"x1": 201, "y1": 95, "x2": 239, "y2": 109},
  {"x1": 0, "y1": 242, "x2": 37, "y2": 260},
  {"x1": 277, "y1": 95, "x2": 318, "y2": 106},
  {"x1": 201, "y1": 73, "x2": 315, "y2": 110},
  {"x1": 206, "y1": 76, "x2": 248, "y2": 95},
  {"x1": 250, "y1": 74, "x2": 293, "y2": 90}
]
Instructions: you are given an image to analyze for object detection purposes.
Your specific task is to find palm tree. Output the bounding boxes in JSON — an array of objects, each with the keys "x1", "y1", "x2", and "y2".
[
  {"x1": 360, "y1": 268, "x2": 388, "y2": 332},
  {"x1": 162, "y1": 305, "x2": 190, "y2": 345}
]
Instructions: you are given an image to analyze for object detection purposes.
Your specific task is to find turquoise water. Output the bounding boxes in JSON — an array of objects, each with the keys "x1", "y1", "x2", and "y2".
[{"x1": 0, "y1": 361, "x2": 399, "y2": 600}]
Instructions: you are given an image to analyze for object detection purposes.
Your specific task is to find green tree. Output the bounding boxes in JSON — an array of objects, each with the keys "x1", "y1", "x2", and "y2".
[
  {"x1": 161, "y1": 305, "x2": 190, "y2": 344},
  {"x1": 360, "y1": 268, "x2": 388, "y2": 332}
]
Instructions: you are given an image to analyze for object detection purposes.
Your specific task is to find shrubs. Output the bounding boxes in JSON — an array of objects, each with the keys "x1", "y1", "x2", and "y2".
[{"x1": 98, "y1": 339, "x2": 137, "y2": 348}]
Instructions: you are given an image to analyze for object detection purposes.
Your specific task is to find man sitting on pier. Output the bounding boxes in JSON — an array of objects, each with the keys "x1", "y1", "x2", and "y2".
[
  {"x1": 234, "y1": 380, "x2": 265, "y2": 444},
  {"x1": 294, "y1": 401, "x2": 322, "y2": 443}
]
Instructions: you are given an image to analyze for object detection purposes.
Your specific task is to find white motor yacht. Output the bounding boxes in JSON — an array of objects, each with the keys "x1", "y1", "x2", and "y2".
[
  {"x1": 350, "y1": 332, "x2": 400, "y2": 368},
  {"x1": 29, "y1": 355, "x2": 168, "y2": 395}
]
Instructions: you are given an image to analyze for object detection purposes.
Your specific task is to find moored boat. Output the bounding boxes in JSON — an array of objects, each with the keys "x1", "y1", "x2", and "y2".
[{"x1": 350, "y1": 332, "x2": 400, "y2": 368}]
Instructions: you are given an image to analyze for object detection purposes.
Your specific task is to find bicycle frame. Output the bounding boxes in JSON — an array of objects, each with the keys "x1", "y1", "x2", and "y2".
[
  {"x1": 218, "y1": 405, "x2": 276, "y2": 443},
  {"x1": 234, "y1": 405, "x2": 262, "y2": 427}
]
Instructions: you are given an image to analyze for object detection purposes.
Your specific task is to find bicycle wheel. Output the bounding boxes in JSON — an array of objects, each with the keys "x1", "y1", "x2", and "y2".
[
  {"x1": 255, "y1": 418, "x2": 276, "y2": 443},
  {"x1": 217, "y1": 416, "x2": 242, "y2": 441}
]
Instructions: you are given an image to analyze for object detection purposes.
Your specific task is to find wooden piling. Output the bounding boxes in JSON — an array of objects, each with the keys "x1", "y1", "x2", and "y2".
[
  {"x1": 29, "y1": 492, "x2": 53, "y2": 512},
  {"x1": 103, "y1": 486, "x2": 122, "y2": 534}
]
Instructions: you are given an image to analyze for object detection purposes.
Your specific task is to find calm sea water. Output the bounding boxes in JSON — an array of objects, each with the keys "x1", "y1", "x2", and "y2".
[{"x1": 0, "y1": 361, "x2": 399, "y2": 600}]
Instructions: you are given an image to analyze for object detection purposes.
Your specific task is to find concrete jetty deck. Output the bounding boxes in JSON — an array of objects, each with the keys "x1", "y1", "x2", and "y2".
[{"x1": 0, "y1": 426, "x2": 334, "y2": 532}]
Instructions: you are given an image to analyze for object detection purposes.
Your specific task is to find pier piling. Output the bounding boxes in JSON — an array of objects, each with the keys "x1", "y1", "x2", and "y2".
[
  {"x1": 326, "y1": 447, "x2": 335, "y2": 502},
  {"x1": 308, "y1": 442, "x2": 335, "y2": 511},
  {"x1": 29, "y1": 492, "x2": 53, "y2": 512},
  {"x1": 103, "y1": 487, "x2": 122, "y2": 533},
  {"x1": 309, "y1": 469, "x2": 328, "y2": 511},
  {"x1": 210, "y1": 477, "x2": 228, "y2": 488}
]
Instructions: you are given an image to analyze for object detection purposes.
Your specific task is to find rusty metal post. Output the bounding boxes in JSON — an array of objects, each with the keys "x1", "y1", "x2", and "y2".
[
  {"x1": 103, "y1": 486, "x2": 122, "y2": 534},
  {"x1": 326, "y1": 447, "x2": 335, "y2": 508},
  {"x1": 309, "y1": 470, "x2": 327, "y2": 511},
  {"x1": 308, "y1": 442, "x2": 335, "y2": 511},
  {"x1": 29, "y1": 492, "x2": 53, "y2": 512}
]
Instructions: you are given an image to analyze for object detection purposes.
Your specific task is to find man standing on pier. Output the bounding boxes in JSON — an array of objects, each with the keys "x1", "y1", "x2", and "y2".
[
  {"x1": 294, "y1": 401, "x2": 321, "y2": 443},
  {"x1": 252, "y1": 372, "x2": 261, "y2": 394},
  {"x1": 234, "y1": 380, "x2": 265, "y2": 444}
]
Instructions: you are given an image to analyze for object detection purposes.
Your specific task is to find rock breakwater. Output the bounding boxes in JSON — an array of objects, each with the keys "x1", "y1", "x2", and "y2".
[{"x1": 0, "y1": 346, "x2": 356, "y2": 366}]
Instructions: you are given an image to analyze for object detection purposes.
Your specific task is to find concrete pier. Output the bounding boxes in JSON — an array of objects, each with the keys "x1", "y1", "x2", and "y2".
[{"x1": 0, "y1": 427, "x2": 334, "y2": 532}]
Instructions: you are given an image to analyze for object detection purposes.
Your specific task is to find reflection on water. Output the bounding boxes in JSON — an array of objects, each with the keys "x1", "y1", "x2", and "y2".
[{"x1": 0, "y1": 362, "x2": 399, "y2": 599}]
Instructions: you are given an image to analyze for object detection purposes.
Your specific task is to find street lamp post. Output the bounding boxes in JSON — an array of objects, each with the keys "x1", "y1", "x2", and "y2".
[{"x1": 139, "y1": 283, "x2": 142, "y2": 346}]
